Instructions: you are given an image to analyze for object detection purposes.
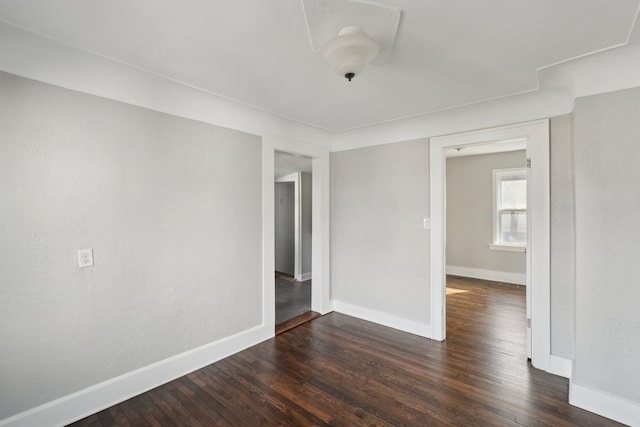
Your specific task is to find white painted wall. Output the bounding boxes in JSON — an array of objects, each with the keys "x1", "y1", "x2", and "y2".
[
  {"x1": 0, "y1": 72, "x2": 263, "y2": 420},
  {"x1": 331, "y1": 140, "x2": 431, "y2": 336},
  {"x1": 549, "y1": 114, "x2": 576, "y2": 360},
  {"x1": 572, "y1": 87, "x2": 640, "y2": 404},
  {"x1": 274, "y1": 182, "x2": 295, "y2": 275},
  {"x1": 446, "y1": 151, "x2": 526, "y2": 284}
]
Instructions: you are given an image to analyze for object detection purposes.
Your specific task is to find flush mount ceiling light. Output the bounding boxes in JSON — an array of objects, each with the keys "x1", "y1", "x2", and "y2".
[{"x1": 319, "y1": 26, "x2": 380, "y2": 81}]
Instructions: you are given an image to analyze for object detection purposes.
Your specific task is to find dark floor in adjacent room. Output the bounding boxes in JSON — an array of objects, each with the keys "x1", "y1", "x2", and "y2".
[
  {"x1": 275, "y1": 274, "x2": 311, "y2": 325},
  {"x1": 70, "y1": 276, "x2": 622, "y2": 426}
]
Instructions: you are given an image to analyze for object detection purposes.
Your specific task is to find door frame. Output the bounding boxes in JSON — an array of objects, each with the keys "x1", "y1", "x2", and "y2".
[
  {"x1": 275, "y1": 173, "x2": 302, "y2": 280},
  {"x1": 429, "y1": 120, "x2": 550, "y2": 370},
  {"x1": 262, "y1": 136, "x2": 332, "y2": 334}
]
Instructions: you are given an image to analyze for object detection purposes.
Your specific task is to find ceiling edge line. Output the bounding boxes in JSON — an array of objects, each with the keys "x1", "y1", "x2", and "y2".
[
  {"x1": 536, "y1": 42, "x2": 630, "y2": 73},
  {"x1": 329, "y1": 88, "x2": 540, "y2": 133},
  {"x1": 0, "y1": 18, "x2": 336, "y2": 136},
  {"x1": 537, "y1": 3, "x2": 640, "y2": 73},
  {"x1": 626, "y1": 2, "x2": 640, "y2": 44}
]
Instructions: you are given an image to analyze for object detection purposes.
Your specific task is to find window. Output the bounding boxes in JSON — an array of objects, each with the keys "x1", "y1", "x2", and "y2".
[{"x1": 492, "y1": 168, "x2": 527, "y2": 249}]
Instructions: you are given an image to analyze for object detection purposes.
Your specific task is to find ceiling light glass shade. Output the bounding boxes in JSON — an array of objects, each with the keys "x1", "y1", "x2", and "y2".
[{"x1": 320, "y1": 26, "x2": 380, "y2": 81}]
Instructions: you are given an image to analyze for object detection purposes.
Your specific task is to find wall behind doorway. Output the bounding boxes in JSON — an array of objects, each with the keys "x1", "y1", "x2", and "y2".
[
  {"x1": 274, "y1": 182, "x2": 295, "y2": 276},
  {"x1": 301, "y1": 172, "x2": 312, "y2": 279},
  {"x1": 446, "y1": 150, "x2": 527, "y2": 284}
]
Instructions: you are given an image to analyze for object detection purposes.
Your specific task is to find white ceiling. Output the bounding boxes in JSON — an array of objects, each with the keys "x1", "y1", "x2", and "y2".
[{"x1": 0, "y1": 0, "x2": 638, "y2": 132}]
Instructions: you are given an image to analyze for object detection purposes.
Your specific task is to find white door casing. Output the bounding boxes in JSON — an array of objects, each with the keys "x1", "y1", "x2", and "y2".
[
  {"x1": 262, "y1": 136, "x2": 332, "y2": 334},
  {"x1": 525, "y1": 139, "x2": 532, "y2": 359},
  {"x1": 429, "y1": 120, "x2": 550, "y2": 371}
]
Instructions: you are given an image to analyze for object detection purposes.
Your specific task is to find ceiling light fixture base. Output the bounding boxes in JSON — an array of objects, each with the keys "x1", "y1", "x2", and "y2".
[{"x1": 320, "y1": 26, "x2": 380, "y2": 82}]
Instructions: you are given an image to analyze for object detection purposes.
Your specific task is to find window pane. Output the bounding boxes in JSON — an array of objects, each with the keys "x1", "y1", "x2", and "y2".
[
  {"x1": 498, "y1": 210, "x2": 526, "y2": 245},
  {"x1": 493, "y1": 168, "x2": 527, "y2": 247},
  {"x1": 500, "y1": 178, "x2": 526, "y2": 209}
]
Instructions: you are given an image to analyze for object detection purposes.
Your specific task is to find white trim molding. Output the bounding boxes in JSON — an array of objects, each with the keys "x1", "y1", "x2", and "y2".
[
  {"x1": 311, "y1": 154, "x2": 332, "y2": 315},
  {"x1": 446, "y1": 265, "x2": 526, "y2": 286},
  {"x1": 548, "y1": 355, "x2": 573, "y2": 379},
  {"x1": 0, "y1": 325, "x2": 272, "y2": 427},
  {"x1": 333, "y1": 300, "x2": 432, "y2": 338},
  {"x1": 299, "y1": 272, "x2": 312, "y2": 282},
  {"x1": 570, "y1": 382, "x2": 640, "y2": 426},
  {"x1": 263, "y1": 136, "x2": 332, "y2": 331},
  {"x1": 488, "y1": 244, "x2": 526, "y2": 253}
]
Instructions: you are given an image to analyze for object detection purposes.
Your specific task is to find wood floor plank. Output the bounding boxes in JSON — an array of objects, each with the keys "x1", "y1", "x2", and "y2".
[{"x1": 69, "y1": 277, "x2": 624, "y2": 426}]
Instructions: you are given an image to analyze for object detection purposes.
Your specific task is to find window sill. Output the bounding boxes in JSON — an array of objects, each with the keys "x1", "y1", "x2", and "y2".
[{"x1": 489, "y1": 244, "x2": 526, "y2": 253}]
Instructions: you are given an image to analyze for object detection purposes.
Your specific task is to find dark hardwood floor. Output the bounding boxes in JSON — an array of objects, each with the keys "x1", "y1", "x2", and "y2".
[
  {"x1": 275, "y1": 310, "x2": 321, "y2": 336},
  {"x1": 70, "y1": 277, "x2": 622, "y2": 426},
  {"x1": 275, "y1": 274, "x2": 311, "y2": 325}
]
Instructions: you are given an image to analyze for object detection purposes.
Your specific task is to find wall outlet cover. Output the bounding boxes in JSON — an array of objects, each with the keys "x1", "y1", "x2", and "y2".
[{"x1": 78, "y1": 248, "x2": 94, "y2": 268}]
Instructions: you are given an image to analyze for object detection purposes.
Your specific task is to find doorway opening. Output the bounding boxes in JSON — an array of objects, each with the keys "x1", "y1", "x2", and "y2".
[
  {"x1": 430, "y1": 120, "x2": 550, "y2": 371},
  {"x1": 444, "y1": 140, "x2": 529, "y2": 357},
  {"x1": 274, "y1": 151, "x2": 315, "y2": 333}
]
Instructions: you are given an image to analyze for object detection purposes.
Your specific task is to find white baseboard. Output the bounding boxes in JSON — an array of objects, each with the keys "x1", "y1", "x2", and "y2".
[
  {"x1": 297, "y1": 272, "x2": 312, "y2": 282},
  {"x1": 570, "y1": 382, "x2": 640, "y2": 426},
  {"x1": 548, "y1": 355, "x2": 572, "y2": 379},
  {"x1": 446, "y1": 265, "x2": 526, "y2": 286},
  {"x1": 0, "y1": 325, "x2": 272, "y2": 427},
  {"x1": 333, "y1": 300, "x2": 432, "y2": 338}
]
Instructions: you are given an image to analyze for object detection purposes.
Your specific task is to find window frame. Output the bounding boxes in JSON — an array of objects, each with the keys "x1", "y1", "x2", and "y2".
[{"x1": 491, "y1": 167, "x2": 527, "y2": 252}]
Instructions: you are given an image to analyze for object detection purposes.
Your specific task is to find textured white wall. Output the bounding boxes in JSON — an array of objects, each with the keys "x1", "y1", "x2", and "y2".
[
  {"x1": 549, "y1": 114, "x2": 576, "y2": 360},
  {"x1": 446, "y1": 150, "x2": 526, "y2": 276},
  {"x1": 331, "y1": 139, "x2": 430, "y2": 323},
  {"x1": 0, "y1": 72, "x2": 263, "y2": 419},
  {"x1": 573, "y1": 87, "x2": 640, "y2": 403}
]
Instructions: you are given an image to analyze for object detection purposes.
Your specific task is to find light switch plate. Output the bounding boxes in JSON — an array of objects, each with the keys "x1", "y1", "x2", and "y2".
[{"x1": 423, "y1": 218, "x2": 431, "y2": 229}]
